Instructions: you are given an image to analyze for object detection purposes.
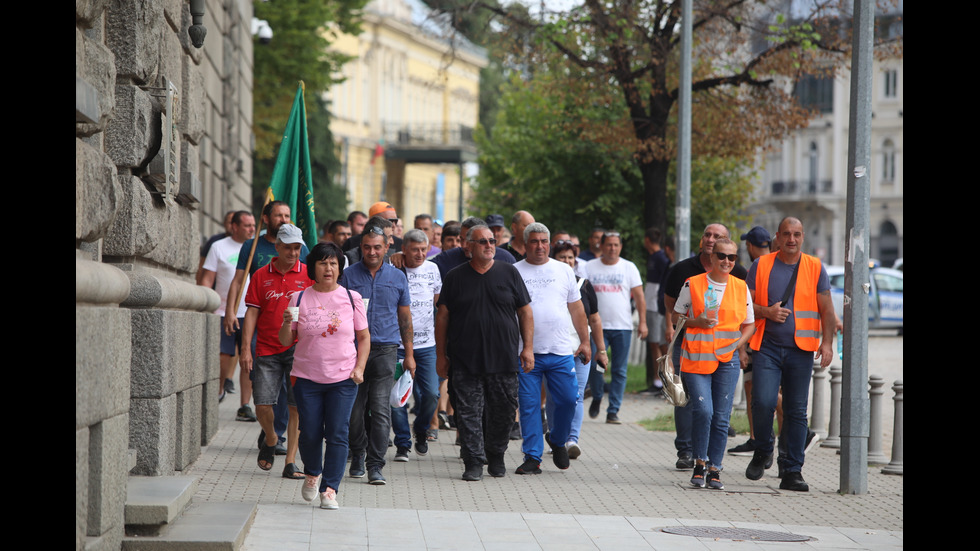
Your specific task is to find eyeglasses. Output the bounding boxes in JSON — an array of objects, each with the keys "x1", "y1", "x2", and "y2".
[
  {"x1": 469, "y1": 238, "x2": 497, "y2": 246},
  {"x1": 714, "y1": 252, "x2": 738, "y2": 261}
]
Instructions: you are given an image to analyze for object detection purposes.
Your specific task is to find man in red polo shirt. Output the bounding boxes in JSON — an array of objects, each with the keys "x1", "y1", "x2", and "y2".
[{"x1": 240, "y1": 224, "x2": 314, "y2": 474}]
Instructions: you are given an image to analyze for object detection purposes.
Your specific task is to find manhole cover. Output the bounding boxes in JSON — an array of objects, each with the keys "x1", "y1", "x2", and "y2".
[{"x1": 661, "y1": 526, "x2": 812, "y2": 542}]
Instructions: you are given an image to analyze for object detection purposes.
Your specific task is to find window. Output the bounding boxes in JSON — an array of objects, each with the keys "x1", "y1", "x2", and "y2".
[
  {"x1": 883, "y1": 69, "x2": 898, "y2": 98},
  {"x1": 881, "y1": 139, "x2": 896, "y2": 185}
]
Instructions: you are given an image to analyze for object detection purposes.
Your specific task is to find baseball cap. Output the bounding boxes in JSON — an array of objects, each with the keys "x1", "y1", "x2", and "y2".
[
  {"x1": 277, "y1": 224, "x2": 304, "y2": 245},
  {"x1": 485, "y1": 214, "x2": 505, "y2": 228},
  {"x1": 368, "y1": 201, "x2": 396, "y2": 218},
  {"x1": 740, "y1": 226, "x2": 771, "y2": 248}
]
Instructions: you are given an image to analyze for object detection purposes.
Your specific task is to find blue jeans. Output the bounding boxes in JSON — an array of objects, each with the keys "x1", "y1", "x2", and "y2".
[
  {"x1": 599, "y1": 329, "x2": 632, "y2": 415},
  {"x1": 672, "y1": 342, "x2": 692, "y2": 456},
  {"x1": 293, "y1": 377, "x2": 357, "y2": 493},
  {"x1": 391, "y1": 346, "x2": 438, "y2": 448},
  {"x1": 681, "y1": 356, "x2": 740, "y2": 470},
  {"x1": 751, "y1": 340, "x2": 814, "y2": 473},
  {"x1": 562, "y1": 340, "x2": 595, "y2": 444},
  {"x1": 348, "y1": 344, "x2": 397, "y2": 469},
  {"x1": 520, "y1": 354, "x2": 578, "y2": 461}
]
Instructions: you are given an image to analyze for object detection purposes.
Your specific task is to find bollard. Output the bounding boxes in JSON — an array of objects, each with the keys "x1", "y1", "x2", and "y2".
[
  {"x1": 881, "y1": 380, "x2": 903, "y2": 475},
  {"x1": 822, "y1": 365, "x2": 842, "y2": 448},
  {"x1": 811, "y1": 366, "x2": 828, "y2": 440},
  {"x1": 867, "y1": 375, "x2": 888, "y2": 464}
]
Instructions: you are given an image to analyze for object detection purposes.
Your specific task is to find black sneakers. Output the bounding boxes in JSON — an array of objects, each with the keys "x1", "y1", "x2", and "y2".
[
  {"x1": 675, "y1": 451, "x2": 694, "y2": 470},
  {"x1": 746, "y1": 449, "x2": 772, "y2": 480},
  {"x1": 779, "y1": 471, "x2": 809, "y2": 491},
  {"x1": 414, "y1": 431, "x2": 429, "y2": 456},
  {"x1": 349, "y1": 452, "x2": 366, "y2": 478},
  {"x1": 368, "y1": 467, "x2": 386, "y2": 485},
  {"x1": 588, "y1": 397, "x2": 602, "y2": 419},
  {"x1": 690, "y1": 464, "x2": 706, "y2": 487},
  {"x1": 546, "y1": 433, "x2": 570, "y2": 470},
  {"x1": 487, "y1": 454, "x2": 506, "y2": 478},
  {"x1": 462, "y1": 462, "x2": 483, "y2": 481},
  {"x1": 515, "y1": 458, "x2": 542, "y2": 475},
  {"x1": 728, "y1": 440, "x2": 755, "y2": 456},
  {"x1": 706, "y1": 469, "x2": 725, "y2": 490}
]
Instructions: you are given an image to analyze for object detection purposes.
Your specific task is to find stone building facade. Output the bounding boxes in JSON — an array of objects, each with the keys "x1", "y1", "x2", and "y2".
[{"x1": 76, "y1": 1, "x2": 253, "y2": 548}]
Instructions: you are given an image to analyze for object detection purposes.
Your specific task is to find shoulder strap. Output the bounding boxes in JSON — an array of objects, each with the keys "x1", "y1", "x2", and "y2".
[
  {"x1": 297, "y1": 290, "x2": 304, "y2": 306},
  {"x1": 779, "y1": 259, "x2": 802, "y2": 307},
  {"x1": 576, "y1": 277, "x2": 586, "y2": 290}
]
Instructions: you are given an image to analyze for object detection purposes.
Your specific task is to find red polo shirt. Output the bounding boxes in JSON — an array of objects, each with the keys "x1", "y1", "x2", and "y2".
[{"x1": 244, "y1": 258, "x2": 313, "y2": 357}]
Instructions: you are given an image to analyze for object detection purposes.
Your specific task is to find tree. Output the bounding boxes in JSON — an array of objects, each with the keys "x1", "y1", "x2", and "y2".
[
  {"x1": 436, "y1": 0, "x2": 903, "y2": 234},
  {"x1": 252, "y1": 0, "x2": 368, "y2": 226},
  {"x1": 253, "y1": 0, "x2": 365, "y2": 159},
  {"x1": 473, "y1": 72, "x2": 756, "y2": 264}
]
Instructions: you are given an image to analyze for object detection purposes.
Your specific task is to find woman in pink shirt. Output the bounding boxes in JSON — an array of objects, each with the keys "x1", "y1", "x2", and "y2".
[{"x1": 280, "y1": 243, "x2": 369, "y2": 510}]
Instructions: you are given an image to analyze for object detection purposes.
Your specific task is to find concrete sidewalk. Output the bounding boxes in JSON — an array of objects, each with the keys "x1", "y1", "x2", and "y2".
[{"x1": 187, "y1": 391, "x2": 903, "y2": 550}]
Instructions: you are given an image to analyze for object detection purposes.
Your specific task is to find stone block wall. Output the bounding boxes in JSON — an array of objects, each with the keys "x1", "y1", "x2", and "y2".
[{"x1": 76, "y1": 1, "x2": 252, "y2": 549}]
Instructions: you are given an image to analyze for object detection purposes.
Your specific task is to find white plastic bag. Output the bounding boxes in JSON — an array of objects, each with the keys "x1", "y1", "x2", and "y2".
[{"x1": 390, "y1": 370, "x2": 413, "y2": 408}]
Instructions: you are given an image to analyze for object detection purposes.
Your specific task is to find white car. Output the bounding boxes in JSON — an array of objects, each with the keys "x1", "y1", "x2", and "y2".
[{"x1": 827, "y1": 265, "x2": 903, "y2": 331}]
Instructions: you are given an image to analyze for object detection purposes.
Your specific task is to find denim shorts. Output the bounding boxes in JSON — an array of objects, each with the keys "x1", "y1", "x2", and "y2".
[
  {"x1": 219, "y1": 318, "x2": 244, "y2": 356},
  {"x1": 252, "y1": 346, "x2": 297, "y2": 407}
]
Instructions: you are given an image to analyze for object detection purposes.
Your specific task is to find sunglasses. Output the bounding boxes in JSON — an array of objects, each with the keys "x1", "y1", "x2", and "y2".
[
  {"x1": 470, "y1": 238, "x2": 497, "y2": 246},
  {"x1": 604, "y1": 232, "x2": 621, "y2": 238},
  {"x1": 366, "y1": 226, "x2": 385, "y2": 236},
  {"x1": 714, "y1": 252, "x2": 738, "y2": 261}
]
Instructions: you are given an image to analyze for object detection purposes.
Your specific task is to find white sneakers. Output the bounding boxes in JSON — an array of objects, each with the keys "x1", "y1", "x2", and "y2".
[
  {"x1": 320, "y1": 488, "x2": 339, "y2": 510},
  {"x1": 302, "y1": 474, "x2": 321, "y2": 502}
]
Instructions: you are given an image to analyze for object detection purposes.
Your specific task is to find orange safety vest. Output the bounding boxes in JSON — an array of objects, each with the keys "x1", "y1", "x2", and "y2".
[
  {"x1": 681, "y1": 274, "x2": 748, "y2": 374},
  {"x1": 749, "y1": 252, "x2": 822, "y2": 352}
]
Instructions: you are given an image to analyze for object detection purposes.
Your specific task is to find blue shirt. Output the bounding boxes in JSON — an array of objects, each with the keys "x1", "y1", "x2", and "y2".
[{"x1": 340, "y1": 262, "x2": 411, "y2": 345}]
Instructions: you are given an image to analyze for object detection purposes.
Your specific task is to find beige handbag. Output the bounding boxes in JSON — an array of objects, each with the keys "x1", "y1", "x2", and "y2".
[{"x1": 657, "y1": 317, "x2": 690, "y2": 407}]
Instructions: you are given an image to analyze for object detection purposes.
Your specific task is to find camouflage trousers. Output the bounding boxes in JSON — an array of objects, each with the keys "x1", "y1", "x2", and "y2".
[{"x1": 451, "y1": 369, "x2": 519, "y2": 465}]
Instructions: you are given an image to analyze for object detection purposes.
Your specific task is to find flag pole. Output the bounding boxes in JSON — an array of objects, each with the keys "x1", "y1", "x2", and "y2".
[{"x1": 228, "y1": 188, "x2": 273, "y2": 315}]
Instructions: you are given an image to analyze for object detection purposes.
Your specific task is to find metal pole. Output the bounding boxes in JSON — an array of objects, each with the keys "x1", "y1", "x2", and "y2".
[
  {"x1": 840, "y1": 0, "x2": 874, "y2": 495},
  {"x1": 675, "y1": 0, "x2": 692, "y2": 259}
]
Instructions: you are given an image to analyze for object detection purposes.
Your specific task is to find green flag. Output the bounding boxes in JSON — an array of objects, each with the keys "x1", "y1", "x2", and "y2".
[{"x1": 268, "y1": 83, "x2": 317, "y2": 248}]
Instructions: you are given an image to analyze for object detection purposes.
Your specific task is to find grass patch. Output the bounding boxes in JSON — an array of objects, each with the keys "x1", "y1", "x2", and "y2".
[{"x1": 638, "y1": 410, "x2": 766, "y2": 435}]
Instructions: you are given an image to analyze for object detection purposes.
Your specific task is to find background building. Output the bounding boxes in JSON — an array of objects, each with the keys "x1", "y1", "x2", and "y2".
[
  {"x1": 745, "y1": 11, "x2": 903, "y2": 266},
  {"x1": 328, "y1": 0, "x2": 487, "y2": 221},
  {"x1": 76, "y1": 1, "x2": 252, "y2": 547}
]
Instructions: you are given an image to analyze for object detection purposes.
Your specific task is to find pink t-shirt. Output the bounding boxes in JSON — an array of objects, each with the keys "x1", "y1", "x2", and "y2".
[{"x1": 288, "y1": 286, "x2": 368, "y2": 384}]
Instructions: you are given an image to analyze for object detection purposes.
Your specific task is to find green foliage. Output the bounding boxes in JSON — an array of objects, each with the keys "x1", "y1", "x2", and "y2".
[
  {"x1": 252, "y1": 0, "x2": 366, "y2": 159},
  {"x1": 666, "y1": 156, "x2": 756, "y2": 247},
  {"x1": 474, "y1": 74, "x2": 756, "y2": 262},
  {"x1": 472, "y1": 75, "x2": 646, "y2": 262}
]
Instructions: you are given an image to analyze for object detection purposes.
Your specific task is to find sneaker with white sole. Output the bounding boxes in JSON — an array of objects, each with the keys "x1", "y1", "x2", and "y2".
[
  {"x1": 706, "y1": 469, "x2": 724, "y2": 490},
  {"x1": 319, "y1": 488, "x2": 339, "y2": 509},
  {"x1": 394, "y1": 447, "x2": 411, "y2": 462},
  {"x1": 302, "y1": 474, "x2": 321, "y2": 502},
  {"x1": 691, "y1": 464, "x2": 706, "y2": 487},
  {"x1": 566, "y1": 441, "x2": 581, "y2": 460}
]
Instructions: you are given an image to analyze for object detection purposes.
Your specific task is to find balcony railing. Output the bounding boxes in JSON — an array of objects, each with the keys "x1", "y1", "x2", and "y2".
[
  {"x1": 384, "y1": 124, "x2": 476, "y2": 147},
  {"x1": 770, "y1": 179, "x2": 834, "y2": 196}
]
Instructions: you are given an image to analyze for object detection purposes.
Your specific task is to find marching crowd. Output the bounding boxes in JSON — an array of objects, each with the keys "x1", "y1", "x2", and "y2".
[{"x1": 198, "y1": 200, "x2": 836, "y2": 510}]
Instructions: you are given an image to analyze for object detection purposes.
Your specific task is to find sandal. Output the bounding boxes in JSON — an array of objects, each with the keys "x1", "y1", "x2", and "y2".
[
  {"x1": 282, "y1": 462, "x2": 304, "y2": 480},
  {"x1": 257, "y1": 442, "x2": 275, "y2": 471}
]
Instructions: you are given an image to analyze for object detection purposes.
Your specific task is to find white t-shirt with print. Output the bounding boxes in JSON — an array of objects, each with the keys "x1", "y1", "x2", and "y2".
[
  {"x1": 516, "y1": 258, "x2": 581, "y2": 355},
  {"x1": 401, "y1": 260, "x2": 443, "y2": 350},
  {"x1": 585, "y1": 257, "x2": 643, "y2": 331}
]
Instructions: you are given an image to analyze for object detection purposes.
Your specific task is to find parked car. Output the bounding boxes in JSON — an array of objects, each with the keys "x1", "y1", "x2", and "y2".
[
  {"x1": 892, "y1": 257, "x2": 903, "y2": 271},
  {"x1": 827, "y1": 265, "x2": 903, "y2": 331}
]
